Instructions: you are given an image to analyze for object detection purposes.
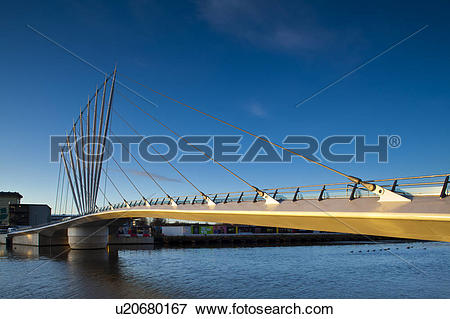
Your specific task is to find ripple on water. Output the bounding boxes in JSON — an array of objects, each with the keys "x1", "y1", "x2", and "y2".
[{"x1": 0, "y1": 242, "x2": 449, "y2": 298}]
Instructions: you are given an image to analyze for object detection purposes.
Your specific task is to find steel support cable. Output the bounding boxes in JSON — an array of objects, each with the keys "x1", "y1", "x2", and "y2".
[
  {"x1": 72, "y1": 104, "x2": 92, "y2": 211},
  {"x1": 73, "y1": 123, "x2": 86, "y2": 213},
  {"x1": 109, "y1": 155, "x2": 147, "y2": 201},
  {"x1": 90, "y1": 86, "x2": 100, "y2": 212},
  {"x1": 118, "y1": 73, "x2": 373, "y2": 190},
  {"x1": 116, "y1": 91, "x2": 262, "y2": 193},
  {"x1": 93, "y1": 77, "x2": 109, "y2": 207},
  {"x1": 64, "y1": 133, "x2": 83, "y2": 214},
  {"x1": 68, "y1": 75, "x2": 111, "y2": 136},
  {"x1": 93, "y1": 68, "x2": 116, "y2": 207},
  {"x1": 58, "y1": 166, "x2": 66, "y2": 214},
  {"x1": 66, "y1": 171, "x2": 111, "y2": 212},
  {"x1": 112, "y1": 108, "x2": 210, "y2": 199},
  {"x1": 79, "y1": 107, "x2": 89, "y2": 213},
  {"x1": 64, "y1": 144, "x2": 99, "y2": 215},
  {"x1": 101, "y1": 167, "x2": 128, "y2": 205},
  {"x1": 64, "y1": 173, "x2": 70, "y2": 213},
  {"x1": 54, "y1": 154, "x2": 63, "y2": 215},
  {"x1": 103, "y1": 101, "x2": 114, "y2": 207},
  {"x1": 84, "y1": 168, "x2": 113, "y2": 210},
  {"x1": 95, "y1": 183, "x2": 113, "y2": 208},
  {"x1": 58, "y1": 76, "x2": 110, "y2": 213},
  {"x1": 108, "y1": 128, "x2": 174, "y2": 200},
  {"x1": 60, "y1": 151, "x2": 81, "y2": 214},
  {"x1": 86, "y1": 96, "x2": 92, "y2": 212},
  {"x1": 103, "y1": 140, "x2": 110, "y2": 207}
]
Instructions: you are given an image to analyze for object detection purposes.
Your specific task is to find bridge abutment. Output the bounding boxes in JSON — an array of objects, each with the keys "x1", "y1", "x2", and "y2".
[
  {"x1": 68, "y1": 225, "x2": 109, "y2": 249},
  {"x1": 8, "y1": 229, "x2": 69, "y2": 247}
]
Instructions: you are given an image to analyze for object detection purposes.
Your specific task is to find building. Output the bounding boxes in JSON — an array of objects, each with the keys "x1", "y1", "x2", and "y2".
[
  {"x1": 161, "y1": 224, "x2": 317, "y2": 236},
  {"x1": 8, "y1": 204, "x2": 51, "y2": 227},
  {"x1": 162, "y1": 225, "x2": 192, "y2": 236},
  {"x1": 0, "y1": 192, "x2": 22, "y2": 227}
]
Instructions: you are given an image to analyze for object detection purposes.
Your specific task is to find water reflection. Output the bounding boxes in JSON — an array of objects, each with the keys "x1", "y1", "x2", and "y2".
[
  {"x1": 64, "y1": 245, "x2": 168, "y2": 298},
  {"x1": 0, "y1": 244, "x2": 69, "y2": 259},
  {"x1": 0, "y1": 244, "x2": 7, "y2": 257},
  {"x1": 0, "y1": 244, "x2": 165, "y2": 298},
  {"x1": 109, "y1": 244, "x2": 155, "y2": 252},
  {"x1": 2, "y1": 244, "x2": 154, "y2": 259}
]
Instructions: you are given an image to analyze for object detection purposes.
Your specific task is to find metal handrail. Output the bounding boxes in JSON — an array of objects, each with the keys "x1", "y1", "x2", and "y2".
[{"x1": 81, "y1": 173, "x2": 450, "y2": 214}]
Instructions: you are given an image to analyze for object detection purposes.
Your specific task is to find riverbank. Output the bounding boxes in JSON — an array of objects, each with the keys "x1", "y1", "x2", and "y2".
[
  {"x1": 155, "y1": 232, "x2": 418, "y2": 248},
  {"x1": 1, "y1": 232, "x2": 418, "y2": 249}
]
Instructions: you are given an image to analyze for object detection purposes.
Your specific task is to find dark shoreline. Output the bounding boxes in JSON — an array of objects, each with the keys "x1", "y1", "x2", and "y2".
[
  {"x1": 0, "y1": 233, "x2": 423, "y2": 251},
  {"x1": 154, "y1": 233, "x2": 421, "y2": 249}
]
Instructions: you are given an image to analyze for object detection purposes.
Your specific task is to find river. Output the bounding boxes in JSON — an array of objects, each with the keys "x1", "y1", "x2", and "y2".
[{"x1": 0, "y1": 241, "x2": 449, "y2": 298}]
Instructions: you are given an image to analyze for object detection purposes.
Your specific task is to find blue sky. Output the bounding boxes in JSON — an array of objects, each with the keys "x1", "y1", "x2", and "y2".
[{"x1": 1, "y1": 0, "x2": 449, "y2": 208}]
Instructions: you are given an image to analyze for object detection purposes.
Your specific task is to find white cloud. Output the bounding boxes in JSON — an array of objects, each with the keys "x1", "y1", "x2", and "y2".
[{"x1": 246, "y1": 101, "x2": 267, "y2": 118}]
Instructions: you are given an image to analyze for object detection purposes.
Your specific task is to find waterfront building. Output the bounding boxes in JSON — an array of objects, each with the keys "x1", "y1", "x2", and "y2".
[
  {"x1": 161, "y1": 224, "x2": 318, "y2": 236},
  {"x1": 0, "y1": 192, "x2": 22, "y2": 227},
  {"x1": 8, "y1": 204, "x2": 51, "y2": 227}
]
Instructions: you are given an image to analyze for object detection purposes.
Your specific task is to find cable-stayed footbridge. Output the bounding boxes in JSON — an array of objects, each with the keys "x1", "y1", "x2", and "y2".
[{"x1": 7, "y1": 68, "x2": 450, "y2": 249}]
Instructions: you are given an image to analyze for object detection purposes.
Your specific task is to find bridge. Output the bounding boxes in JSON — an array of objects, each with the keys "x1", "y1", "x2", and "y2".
[{"x1": 5, "y1": 68, "x2": 450, "y2": 249}]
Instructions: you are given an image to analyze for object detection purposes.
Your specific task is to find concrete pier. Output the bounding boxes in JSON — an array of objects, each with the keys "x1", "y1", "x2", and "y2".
[
  {"x1": 68, "y1": 225, "x2": 109, "y2": 249},
  {"x1": 2, "y1": 222, "x2": 153, "y2": 249}
]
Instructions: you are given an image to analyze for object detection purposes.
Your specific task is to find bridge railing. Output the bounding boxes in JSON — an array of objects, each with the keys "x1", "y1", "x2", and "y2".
[{"x1": 92, "y1": 173, "x2": 449, "y2": 213}]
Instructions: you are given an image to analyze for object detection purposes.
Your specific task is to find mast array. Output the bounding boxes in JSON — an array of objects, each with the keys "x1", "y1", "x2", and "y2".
[{"x1": 60, "y1": 68, "x2": 116, "y2": 214}]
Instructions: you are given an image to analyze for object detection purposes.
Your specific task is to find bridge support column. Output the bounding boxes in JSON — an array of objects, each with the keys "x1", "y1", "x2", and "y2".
[{"x1": 68, "y1": 225, "x2": 109, "y2": 249}]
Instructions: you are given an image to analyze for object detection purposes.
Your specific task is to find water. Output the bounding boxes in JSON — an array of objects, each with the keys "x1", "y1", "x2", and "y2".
[{"x1": 0, "y1": 242, "x2": 449, "y2": 298}]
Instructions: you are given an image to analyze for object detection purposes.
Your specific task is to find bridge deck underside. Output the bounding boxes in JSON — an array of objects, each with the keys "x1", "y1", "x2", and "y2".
[{"x1": 12, "y1": 196, "x2": 450, "y2": 242}]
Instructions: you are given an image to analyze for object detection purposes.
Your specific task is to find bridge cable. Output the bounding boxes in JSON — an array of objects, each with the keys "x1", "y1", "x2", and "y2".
[
  {"x1": 109, "y1": 154, "x2": 148, "y2": 203},
  {"x1": 66, "y1": 129, "x2": 84, "y2": 214},
  {"x1": 61, "y1": 153, "x2": 82, "y2": 214},
  {"x1": 116, "y1": 91, "x2": 265, "y2": 194},
  {"x1": 101, "y1": 166, "x2": 129, "y2": 206},
  {"x1": 103, "y1": 95, "x2": 115, "y2": 208},
  {"x1": 64, "y1": 144, "x2": 98, "y2": 215},
  {"x1": 72, "y1": 123, "x2": 86, "y2": 213},
  {"x1": 93, "y1": 68, "x2": 116, "y2": 208},
  {"x1": 54, "y1": 154, "x2": 63, "y2": 215},
  {"x1": 79, "y1": 106, "x2": 89, "y2": 213},
  {"x1": 103, "y1": 144, "x2": 110, "y2": 207},
  {"x1": 112, "y1": 108, "x2": 214, "y2": 202},
  {"x1": 62, "y1": 131, "x2": 102, "y2": 215},
  {"x1": 94, "y1": 182, "x2": 113, "y2": 208},
  {"x1": 59, "y1": 78, "x2": 109, "y2": 215},
  {"x1": 58, "y1": 167, "x2": 66, "y2": 214},
  {"x1": 60, "y1": 149, "x2": 82, "y2": 214},
  {"x1": 92, "y1": 76, "x2": 109, "y2": 208},
  {"x1": 118, "y1": 73, "x2": 374, "y2": 191},
  {"x1": 68, "y1": 75, "x2": 111, "y2": 137},
  {"x1": 89, "y1": 86, "x2": 99, "y2": 213},
  {"x1": 86, "y1": 95, "x2": 92, "y2": 212},
  {"x1": 64, "y1": 174, "x2": 70, "y2": 213},
  {"x1": 108, "y1": 128, "x2": 176, "y2": 202},
  {"x1": 56, "y1": 75, "x2": 111, "y2": 215}
]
